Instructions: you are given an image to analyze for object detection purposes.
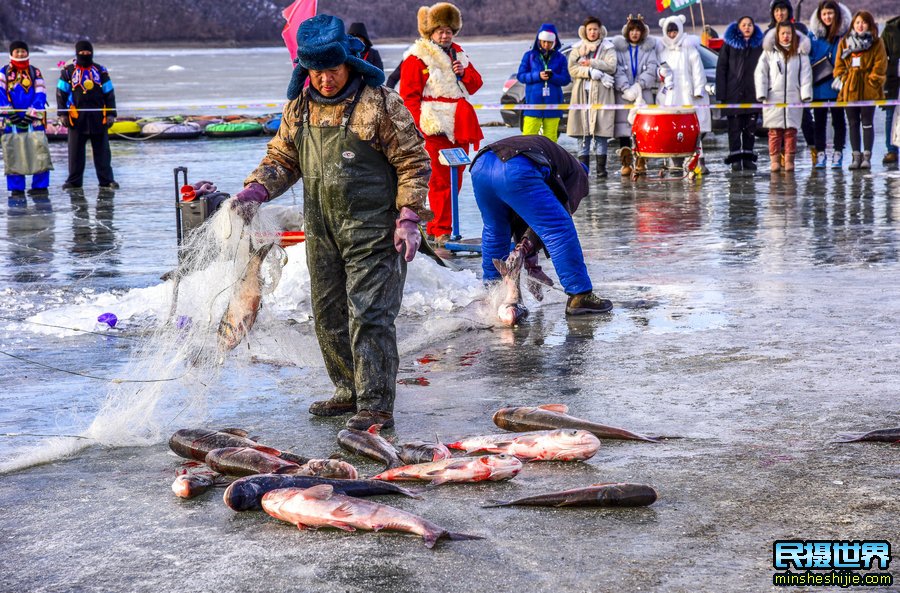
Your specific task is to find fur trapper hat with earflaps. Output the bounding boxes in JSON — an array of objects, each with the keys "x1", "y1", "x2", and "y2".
[{"x1": 418, "y1": 2, "x2": 462, "y2": 38}]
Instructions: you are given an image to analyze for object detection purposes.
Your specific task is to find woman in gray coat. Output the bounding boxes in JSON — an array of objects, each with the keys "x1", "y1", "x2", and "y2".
[
  {"x1": 567, "y1": 16, "x2": 617, "y2": 178},
  {"x1": 611, "y1": 15, "x2": 658, "y2": 176}
]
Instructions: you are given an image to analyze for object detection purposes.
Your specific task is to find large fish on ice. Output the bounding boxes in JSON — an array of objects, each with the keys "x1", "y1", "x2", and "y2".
[
  {"x1": 493, "y1": 249, "x2": 527, "y2": 326},
  {"x1": 371, "y1": 454, "x2": 523, "y2": 486},
  {"x1": 224, "y1": 474, "x2": 420, "y2": 512},
  {"x1": 448, "y1": 429, "x2": 601, "y2": 461},
  {"x1": 483, "y1": 483, "x2": 658, "y2": 508},
  {"x1": 217, "y1": 242, "x2": 274, "y2": 351},
  {"x1": 262, "y1": 485, "x2": 482, "y2": 548},
  {"x1": 168, "y1": 427, "x2": 308, "y2": 464},
  {"x1": 337, "y1": 425, "x2": 404, "y2": 470},
  {"x1": 493, "y1": 404, "x2": 660, "y2": 443},
  {"x1": 396, "y1": 439, "x2": 453, "y2": 465},
  {"x1": 832, "y1": 427, "x2": 900, "y2": 443}
]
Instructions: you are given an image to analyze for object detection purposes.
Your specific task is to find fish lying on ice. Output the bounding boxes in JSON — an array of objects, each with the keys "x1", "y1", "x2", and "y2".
[
  {"x1": 168, "y1": 427, "x2": 309, "y2": 464},
  {"x1": 171, "y1": 464, "x2": 225, "y2": 499},
  {"x1": 396, "y1": 439, "x2": 453, "y2": 465},
  {"x1": 295, "y1": 458, "x2": 359, "y2": 480},
  {"x1": 371, "y1": 454, "x2": 523, "y2": 486},
  {"x1": 262, "y1": 485, "x2": 483, "y2": 548},
  {"x1": 217, "y1": 242, "x2": 274, "y2": 351},
  {"x1": 832, "y1": 427, "x2": 900, "y2": 443},
  {"x1": 493, "y1": 249, "x2": 528, "y2": 327},
  {"x1": 224, "y1": 474, "x2": 420, "y2": 512},
  {"x1": 483, "y1": 483, "x2": 658, "y2": 508},
  {"x1": 205, "y1": 447, "x2": 359, "y2": 479},
  {"x1": 493, "y1": 404, "x2": 660, "y2": 443},
  {"x1": 337, "y1": 425, "x2": 404, "y2": 470},
  {"x1": 448, "y1": 429, "x2": 601, "y2": 461}
]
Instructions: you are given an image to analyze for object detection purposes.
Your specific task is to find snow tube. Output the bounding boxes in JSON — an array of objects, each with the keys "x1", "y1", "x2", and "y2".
[
  {"x1": 204, "y1": 122, "x2": 263, "y2": 138},
  {"x1": 263, "y1": 115, "x2": 281, "y2": 135},
  {"x1": 185, "y1": 117, "x2": 224, "y2": 131},
  {"x1": 140, "y1": 121, "x2": 202, "y2": 140},
  {"x1": 108, "y1": 121, "x2": 142, "y2": 138},
  {"x1": 45, "y1": 121, "x2": 68, "y2": 141}
]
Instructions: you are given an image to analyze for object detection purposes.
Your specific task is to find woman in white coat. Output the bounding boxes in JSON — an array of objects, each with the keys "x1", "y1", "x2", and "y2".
[
  {"x1": 567, "y1": 16, "x2": 617, "y2": 178},
  {"x1": 657, "y1": 15, "x2": 711, "y2": 172},
  {"x1": 754, "y1": 23, "x2": 812, "y2": 172}
]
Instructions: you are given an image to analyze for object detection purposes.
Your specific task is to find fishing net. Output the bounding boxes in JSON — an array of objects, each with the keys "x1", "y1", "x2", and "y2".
[{"x1": 83, "y1": 202, "x2": 288, "y2": 447}]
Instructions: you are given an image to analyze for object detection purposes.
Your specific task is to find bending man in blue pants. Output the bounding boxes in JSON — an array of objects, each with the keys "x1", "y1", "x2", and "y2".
[{"x1": 470, "y1": 134, "x2": 612, "y2": 316}]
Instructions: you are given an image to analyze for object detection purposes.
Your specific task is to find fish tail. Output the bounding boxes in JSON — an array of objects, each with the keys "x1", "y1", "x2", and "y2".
[
  {"x1": 480, "y1": 499, "x2": 510, "y2": 508},
  {"x1": 831, "y1": 432, "x2": 864, "y2": 443},
  {"x1": 423, "y1": 529, "x2": 484, "y2": 548}
]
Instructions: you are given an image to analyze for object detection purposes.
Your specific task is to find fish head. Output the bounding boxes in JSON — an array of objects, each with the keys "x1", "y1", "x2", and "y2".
[
  {"x1": 497, "y1": 303, "x2": 528, "y2": 326},
  {"x1": 481, "y1": 454, "x2": 524, "y2": 479},
  {"x1": 223, "y1": 480, "x2": 263, "y2": 511},
  {"x1": 171, "y1": 475, "x2": 195, "y2": 498},
  {"x1": 547, "y1": 429, "x2": 602, "y2": 459}
]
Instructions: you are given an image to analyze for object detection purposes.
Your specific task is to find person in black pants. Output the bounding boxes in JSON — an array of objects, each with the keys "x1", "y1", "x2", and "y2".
[
  {"x1": 717, "y1": 16, "x2": 764, "y2": 171},
  {"x1": 56, "y1": 40, "x2": 117, "y2": 189}
]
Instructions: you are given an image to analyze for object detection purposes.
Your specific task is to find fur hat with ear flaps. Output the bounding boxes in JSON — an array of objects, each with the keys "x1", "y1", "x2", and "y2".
[
  {"x1": 418, "y1": 2, "x2": 462, "y2": 38},
  {"x1": 286, "y1": 14, "x2": 386, "y2": 100}
]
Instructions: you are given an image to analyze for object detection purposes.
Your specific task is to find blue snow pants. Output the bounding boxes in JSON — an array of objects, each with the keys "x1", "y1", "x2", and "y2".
[{"x1": 471, "y1": 150, "x2": 592, "y2": 295}]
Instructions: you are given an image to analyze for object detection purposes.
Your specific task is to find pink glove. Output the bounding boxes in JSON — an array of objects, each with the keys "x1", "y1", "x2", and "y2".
[
  {"x1": 191, "y1": 180, "x2": 217, "y2": 198},
  {"x1": 394, "y1": 207, "x2": 421, "y2": 262},
  {"x1": 231, "y1": 182, "x2": 268, "y2": 223}
]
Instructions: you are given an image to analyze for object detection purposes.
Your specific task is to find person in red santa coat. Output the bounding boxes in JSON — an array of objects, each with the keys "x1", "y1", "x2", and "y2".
[{"x1": 399, "y1": 2, "x2": 483, "y2": 245}]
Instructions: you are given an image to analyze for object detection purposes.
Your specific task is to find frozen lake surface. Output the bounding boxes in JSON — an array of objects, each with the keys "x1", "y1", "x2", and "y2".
[{"x1": 1, "y1": 43, "x2": 898, "y2": 592}]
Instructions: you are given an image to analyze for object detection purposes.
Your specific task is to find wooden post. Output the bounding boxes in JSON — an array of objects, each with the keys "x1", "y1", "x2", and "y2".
[
  {"x1": 689, "y1": 3, "x2": 696, "y2": 33},
  {"x1": 698, "y1": 0, "x2": 707, "y2": 30}
]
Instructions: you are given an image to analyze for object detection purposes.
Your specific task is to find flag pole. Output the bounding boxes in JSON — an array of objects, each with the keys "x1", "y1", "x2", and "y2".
[
  {"x1": 698, "y1": 0, "x2": 707, "y2": 31},
  {"x1": 689, "y1": 3, "x2": 696, "y2": 33}
]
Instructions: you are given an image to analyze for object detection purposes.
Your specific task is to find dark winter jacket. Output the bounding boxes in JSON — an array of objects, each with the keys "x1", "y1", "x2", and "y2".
[
  {"x1": 883, "y1": 16, "x2": 900, "y2": 100},
  {"x1": 766, "y1": 0, "x2": 809, "y2": 35},
  {"x1": 56, "y1": 62, "x2": 116, "y2": 133},
  {"x1": 807, "y1": 2, "x2": 851, "y2": 100},
  {"x1": 347, "y1": 22, "x2": 384, "y2": 72},
  {"x1": 716, "y1": 21, "x2": 764, "y2": 114},
  {"x1": 516, "y1": 23, "x2": 571, "y2": 118}
]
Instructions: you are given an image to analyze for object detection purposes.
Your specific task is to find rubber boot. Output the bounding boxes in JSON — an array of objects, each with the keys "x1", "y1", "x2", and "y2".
[
  {"x1": 634, "y1": 156, "x2": 647, "y2": 175},
  {"x1": 848, "y1": 151, "x2": 862, "y2": 170},
  {"x1": 783, "y1": 130, "x2": 797, "y2": 172},
  {"x1": 860, "y1": 151, "x2": 871, "y2": 170},
  {"x1": 578, "y1": 154, "x2": 590, "y2": 173},
  {"x1": 595, "y1": 154, "x2": 608, "y2": 178},
  {"x1": 618, "y1": 147, "x2": 633, "y2": 177},
  {"x1": 768, "y1": 130, "x2": 783, "y2": 172}
]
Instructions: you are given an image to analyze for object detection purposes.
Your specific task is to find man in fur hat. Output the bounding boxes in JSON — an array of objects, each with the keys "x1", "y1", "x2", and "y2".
[
  {"x1": 399, "y1": 2, "x2": 483, "y2": 246},
  {"x1": 233, "y1": 14, "x2": 432, "y2": 431}
]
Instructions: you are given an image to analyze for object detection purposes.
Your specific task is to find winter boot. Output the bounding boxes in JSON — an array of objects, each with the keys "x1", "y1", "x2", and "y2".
[
  {"x1": 578, "y1": 154, "x2": 590, "y2": 173},
  {"x1": 831, "y1": 150, "x2": 843, "y2": 169},
  {"x1": 346, "y1": 410, "x2": 395, "y2": 431},
  {"x1": 618, "y1": 147, "x2": 633, "y2": 177},
  {"x1": 810, "y1": 147, "x2": 818, "y2": 167},
  {"x1": 731, "y1": 160, "x2": 743, "y2": 172},
  {"x1": 814, "y1": 151, "x2": 827, "y2": 169},
  {"x1": 883, "y1": 151, "x2": 899, "y2": 165},
  {"x1": 634, "y1": 156, "x2": 647, "y2": 175},
  {"x1": 565, "y1": 292, "x2": 613, "y2": 315},
  {"x1": 595, "y1": 154, "x2": 608, "y2": 178},
  {"x1": 8, "y1": 190, "x2": 27, "y2": 211},
  {"x1": 309, "y1": 399, "x2": 356, "y2": 416},
  {"x1": 860, "y1": 151, "x2": 872, "y2": 170},
  {"x1": 743, "y1": 154, "x2": 758, "y2": 171},
  {"x1": 848, "y1": 151, "x2": 862, "y2": 170}
]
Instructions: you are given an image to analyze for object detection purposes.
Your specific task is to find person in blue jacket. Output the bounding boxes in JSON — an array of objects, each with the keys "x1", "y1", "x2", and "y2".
[
  {"x1": 808, "y1": 0, "x2": 851, "y2": 169},
  {"x1": 517, "y1": 24, "x2": 571, "y2": 142},
  {"x1": 0, "y1": 41, "x2": 50, "y2": 205}
]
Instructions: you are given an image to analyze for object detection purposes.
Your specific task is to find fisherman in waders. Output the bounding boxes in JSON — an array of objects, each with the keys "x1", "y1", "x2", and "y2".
[{"x1": 233, "y1": 14, "x2": 432, "y2": 430}]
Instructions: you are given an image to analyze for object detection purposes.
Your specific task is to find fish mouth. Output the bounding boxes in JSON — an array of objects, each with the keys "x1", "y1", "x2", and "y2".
[{"x1": 497, "y1": 304, "x2": 528, "y2": 326}]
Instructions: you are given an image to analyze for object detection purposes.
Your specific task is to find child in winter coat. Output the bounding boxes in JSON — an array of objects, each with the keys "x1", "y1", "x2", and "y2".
[
  {"x1": 567, "y1": 16, "x2": 616, "y2": 178},
  {"x1": 612, "y1": 14, "x2": 658, "y2": 177},
  {"x1": 517, "y1": 23, "x2": 571, "y2": 142},
  {"x1": 716, "y1": 17, "x2": 764, "y2": 171},
  {"x1": 807, "y1": 1, "x2": 851, "y2": 169},
  {"x1": 833, "y1": 10, "x2": 888, "y2": 170},
  {"x1": 755, "y1": 23, "x2": 813, "y2": 172},
  {"x1": 657, "y1": 15, "x2": 711, "y2": 173}
]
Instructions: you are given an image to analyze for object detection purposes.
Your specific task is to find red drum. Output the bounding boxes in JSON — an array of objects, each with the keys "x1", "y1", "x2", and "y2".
[{"x1": 632, "y1": 108, "x2": 700, "y2": 158}]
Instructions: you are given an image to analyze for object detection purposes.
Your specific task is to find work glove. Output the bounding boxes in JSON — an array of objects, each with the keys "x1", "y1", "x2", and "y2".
[
  {"x1": 589, "y1": 68, "x2": 603, "y2": 81},
  {"x1": 598, "y1": 71, "x2": 615, "y2": 89},
  {"x1": 7, "y1": 111, "x2": 25, "y2": 125},
  {"x1": 191, "y1": 180, "x2": 218, "y2": 198},
  {"x1": 105, "y1": 116, "x2": 116, "y2": 129},
  {"x1": 622, "y1": 82, "x2": 642, "y2": 102},
  {"x1": 393, "y1": 207, "x2": 421, "y2": 263},
  {"x1": 831, "y1": 77, "x2": 843, "y2": 92},
  {"x1": 230, "y1": 182, "x2": 268, "y2": 224}
]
